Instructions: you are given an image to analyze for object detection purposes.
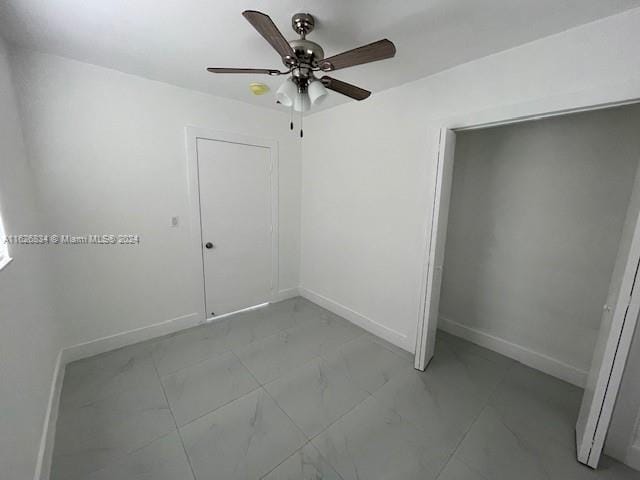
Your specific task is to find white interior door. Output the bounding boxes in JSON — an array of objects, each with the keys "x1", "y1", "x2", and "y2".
[
  {"x1": 197, "y1": 137, "x2": 274, "y2": 317},
  {"x1": 415, "y1": 128, "x2": 456, "y2": 370},
  {"x1": 576, "y1": 161, "x2": 640, "y2": 467}
]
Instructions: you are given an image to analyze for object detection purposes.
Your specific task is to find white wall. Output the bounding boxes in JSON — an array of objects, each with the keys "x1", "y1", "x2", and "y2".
[
  {"x1": 440, "y1": 106, "x2": 640, "y2": 379},
  {"x1": 10, "y1": 49, "x2": 301, "y2": 347},
  {"x1": 301, "y1": 8, "x2": 640, "y2": 352},
  {"x1": 0, "y1": 38, "x2": 62, "y2": 480}
]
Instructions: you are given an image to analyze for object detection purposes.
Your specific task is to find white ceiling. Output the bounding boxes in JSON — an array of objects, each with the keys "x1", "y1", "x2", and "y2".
[{"x1": 1, "y1": 0, "x2": 637, "y2": 114}]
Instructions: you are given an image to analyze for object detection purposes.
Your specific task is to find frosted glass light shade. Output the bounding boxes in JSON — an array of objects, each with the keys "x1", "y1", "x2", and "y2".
[
  {"x1": 293, "y1": 92, "x2": 310, "y2": 112},
  {"x1": 308, "y1": 80, "x2": 328, "y2": 105},
  {"x1": 276, "y1": 79, "x2": 297, "y2": 107}
]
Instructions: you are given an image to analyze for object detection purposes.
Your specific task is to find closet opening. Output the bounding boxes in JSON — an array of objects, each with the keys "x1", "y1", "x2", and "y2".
[{"x1": 415, "y1": 101, "x2": 640, "y2": 468}]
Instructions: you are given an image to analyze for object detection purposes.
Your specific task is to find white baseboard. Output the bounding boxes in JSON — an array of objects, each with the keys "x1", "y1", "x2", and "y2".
[
  {"x1": 271, "y1": 287, "x2": 300, "y2": 303},
  {"x1": 299, "y1": 287, "x2": 414, "y2": 353},
  {"x1": 62, "y1": 312, "x2": 203, "y2": 364},
  {"x1": 34, "y1": 351, "x2": 65, "y2": 480},
  {"x1": 438, "y1": 316, "x2": 587, "y2": 387}
]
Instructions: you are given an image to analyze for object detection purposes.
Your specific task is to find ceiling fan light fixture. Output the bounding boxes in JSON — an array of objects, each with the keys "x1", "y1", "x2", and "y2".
[
  {"x1": 308, "y1": 79, "x2": 328, "y2": 105},
  {"x1": 293, "y1": 92, "x2": 310, "y2": 112},
  {"x1": 276, "y1": 79, "x2": 297, "y2": 106},
  {"x1": 206, "y1": 11, "x2": 396, "y2": 133}
]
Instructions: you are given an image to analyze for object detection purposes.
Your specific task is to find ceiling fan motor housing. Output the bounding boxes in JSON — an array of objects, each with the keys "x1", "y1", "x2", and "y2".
[{"x1": 287, "y1": 14, "x2": 324, "y2": 91}]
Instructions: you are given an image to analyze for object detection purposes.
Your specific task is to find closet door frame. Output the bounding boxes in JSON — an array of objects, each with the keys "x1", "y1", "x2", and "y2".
[
  {"x1": 185, "y1": 126, "x2": 279, "y2": 322},
  {"x1": 414, "y1": 93, "x2": 640, "y2": 469}
]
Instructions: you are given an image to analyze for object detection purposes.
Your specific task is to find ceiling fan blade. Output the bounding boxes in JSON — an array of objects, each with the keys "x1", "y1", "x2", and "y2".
[
  {"x1": 321, "y1": 76, "x2": 371, "y2": 101},
  {"x1": 319, "y1": 39, "x2": 396, "y2": 72},
  {"x1": 207, "y1": 67, "x2": 283, "y2": 75},
  {"x1": 242, "y1": 10, "x2": 296, "y2": 61}
]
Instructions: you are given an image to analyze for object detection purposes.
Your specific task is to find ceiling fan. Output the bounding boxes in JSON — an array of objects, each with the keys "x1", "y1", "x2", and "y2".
[{"x1": 207, "y1": 10, "x2": 396, "y2": 136}]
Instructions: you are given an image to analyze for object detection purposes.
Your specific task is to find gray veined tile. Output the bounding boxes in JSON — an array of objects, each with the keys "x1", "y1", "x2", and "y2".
[
  {"x1": 477, "y1": 362, "x2": 640, "y2": 480},
  {"x1": 262, "y1": 443, "x2": 344, "y2": 480},
  {"x1": 366, "y1": 336, "x2": 515, "y2": 477},
  {"x1": 180, "y1": 389, "x2": 306, "y2": 480},
  {"x1": 487, "y1": 362, "x2": 582, "y2": 445},
  {"x1": 436, "y1": 330, "x2": 514, "y2": 370},
  {"x1": 312, "y1": 396, "x2": 450, "y2": 480},
  {"x1": 84, "y1": 432, "x2": 194, "y2": 480},
  {"x1": 325, "y1": 334, "x2": 409, "y2": 394},
  {"x1": 429, "y1": 335, "x2": 512, "y2": 402},
  {"x1": 215, "y1": 305, "x2": 292, "y2": 351},
  {"x1": 151, "y1": 321, "x2": 230, "y2": 376},
  {"x1": 51, "y1": 379, "x2": 175, "y2": 480},
  {"x1": 288, "y1": 297, "x2": 342, "y2": 329},
  {"x1": 60, "y1": 342, "x2": 159, "y2": 409},
  {"x1": 437, "y1": 458, "x2": 489, "y2": 480},
  {"x1": 371, "y1": 369, "x2": 482, "y2": 454},
  {"x1": 455, "y1": 403, "x2": 640, "y2": 480},
  {"x1": 363, "y1": 333, "x2": 415, "y2": 364},
  {"x1": 453, "y1": 406, "x2": 552, "y2": 480},
  {"x1": 161, "y1": 350, "x2": 259, "y2": 426},
  {"x1": 264, "y1": 355, "x2": 369, "y2": 438},
  {"x1": 235, "y1": 316, "x2": 364, "y2": 384},
  {"x1": 219, "y1": 297, "x2": 329, "y2": 352}
]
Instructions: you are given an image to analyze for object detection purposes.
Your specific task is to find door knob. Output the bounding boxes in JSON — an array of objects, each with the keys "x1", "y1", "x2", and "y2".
[{"x1": 205, "y1": 242, "x2": 214, "y2": 249}]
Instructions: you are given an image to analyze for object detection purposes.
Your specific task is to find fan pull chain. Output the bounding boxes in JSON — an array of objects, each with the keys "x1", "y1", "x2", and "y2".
[
  {"x1": 290, "y1": 104, "x2": 294, "y2": 130},
  {"x1": 300, "y1": 107, "x2": 304, "y2": 138}
]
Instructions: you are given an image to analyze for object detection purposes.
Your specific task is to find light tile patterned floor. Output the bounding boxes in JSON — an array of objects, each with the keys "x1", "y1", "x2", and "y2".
[{"x1": 51, "y1": 297, "x2": 639, "y2": 480}]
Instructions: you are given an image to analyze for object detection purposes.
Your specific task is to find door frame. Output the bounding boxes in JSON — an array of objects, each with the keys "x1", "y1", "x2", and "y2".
[
  {"x1": 415, "y1": 94, "x2": 640, "y2": 370},
  {"x1": 414, "y1": 92, "x2": 640, "y2": 467},
  {"x1": 185, "y1": 126, "x2": 279, "y2": 321}
]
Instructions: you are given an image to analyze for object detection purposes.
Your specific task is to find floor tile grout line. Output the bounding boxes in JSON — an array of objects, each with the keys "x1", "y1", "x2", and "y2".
[
  {"x1": 232, "y1": 347, "x2": 363, "y2": 480},
  {"x1": 152, "y1": 304, "x2": 354, "y2": 381},
  {"x1": 229, "y1": 349, "x2": 350, "y2": 479},
  {"x1": 236, "y1": 329, "x2": 370, "y2": 389},
  {"x1": 233, "y1": 329, "x2": 409, "y2": 445},
  {"x1": 168, "y1": 382, "x2": 263, "y2": 429},
  {"x1": 231, "y1": 342, "x2": 389, "y2": 478},
  {"x1": 433, "y1": 357, "x2": 517, "y2": 480},
  {"x1": 306, "y1": 391, "x2": 375, "y2": 444},
  {"x1": 257, "y1": 439, "x2": 314, "y2": 480},
  {"x1": 153, "y1": 344, "x2": 232, "y2": 378},
  {"x1": 151, "y1": 355, "x2": 198, "y2": 480},
  {"x1": 433, "y1": 402, "x2": 489, "y2": 480},
  {"x1": 152, "y1": 300, "x2": 310, "y2": 377},
  {"x1": 485, "y1": 359, "x2": 518, "y2": 405},
  {"x1": 54, "y1": 358, "x2": 181, "y2": 478},
  {"x1": 257, "y1": 439, "x2": 347, "y2": 480},
  {"x1": 231, "y1": 350, "x2": 312, "y2": 443},
  {"x1": 158, "y1": 307, "x2": 368, "y2": 431},
  {"x1": 68, "y1": 429, "x2": 177, "y2": 480},
  {"x1": 226, "y1": 307, "x2": 328, "y2": 355},
  {"x1": 152, "y1": 311, "x2": 304, "y2": 378},
  {"x1": 456, "y1": 457, "x2": 493, "y2": 480}
]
